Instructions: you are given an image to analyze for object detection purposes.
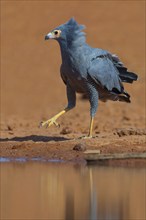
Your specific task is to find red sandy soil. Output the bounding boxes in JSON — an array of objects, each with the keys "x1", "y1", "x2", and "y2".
[{"x1": 0, "y1": 1, "x2": 146, "y2": 165}]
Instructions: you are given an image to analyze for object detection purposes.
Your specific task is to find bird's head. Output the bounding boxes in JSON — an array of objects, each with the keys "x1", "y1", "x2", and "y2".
[
  {"x1": 45, "y1": 29, "x2": 62, "y2": 40},
  {"x1": 45, "y1": 18, "x2": 86, "y2": 46}
]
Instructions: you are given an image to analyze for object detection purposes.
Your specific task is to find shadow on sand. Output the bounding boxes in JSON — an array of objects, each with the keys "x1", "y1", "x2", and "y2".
[{"x1": 0, "y1": 135, "x2": 69, "y2": 143}]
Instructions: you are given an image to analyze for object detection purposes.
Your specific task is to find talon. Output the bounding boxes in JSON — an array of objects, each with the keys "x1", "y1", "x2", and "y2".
[
  {"x1": 39, "y1": 120, "x2": 49, "y2": 128},
  {"x1": 53, "y1": 121, "x2": 58, "y2": 126},
  {"x1": 45, "y1": 123, "x2": 49, "y2": 129},
  {"x1": 39, "y1": 121, "x2": 44, "y2": 128},
  {"x1": 54, "y1": 121, "x2": 60, "y2": 127}
]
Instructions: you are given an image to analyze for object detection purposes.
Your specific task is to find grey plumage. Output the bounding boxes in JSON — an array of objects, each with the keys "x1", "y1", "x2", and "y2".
[{"x1": 43, "y1": 18, "x2": 138, "y2": 137}]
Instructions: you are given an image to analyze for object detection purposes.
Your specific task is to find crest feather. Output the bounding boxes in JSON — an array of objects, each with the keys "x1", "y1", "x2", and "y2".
[
  {"x1": 65, "y1": 18, "x2": 86, "y2": 46},
  {"x1": 66, "y1": 17, "x2": 77, "y2": 25},
  {"x1": 66, "y1": 17, "x2": 85, "y2": 31}
]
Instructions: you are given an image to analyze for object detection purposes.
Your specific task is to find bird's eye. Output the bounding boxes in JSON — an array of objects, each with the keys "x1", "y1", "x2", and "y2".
[{"x1": 54, "y1": 30, "x2": 58, "y2": 35}]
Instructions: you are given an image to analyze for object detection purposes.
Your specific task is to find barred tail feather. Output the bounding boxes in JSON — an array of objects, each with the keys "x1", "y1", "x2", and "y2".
[
  {"x1": 117, "y1": 67, "x2": 138, "y2": 83},
  {"x1": 118, "y1": 94, "x2": 131, "y2": 103}
]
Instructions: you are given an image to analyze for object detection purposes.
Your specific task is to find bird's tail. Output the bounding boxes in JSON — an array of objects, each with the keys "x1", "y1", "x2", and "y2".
[
  {"x1": 118, "y1": 91, "x2": 131, "y2": 103},
  {"x1": 117, "y1": 67, "x2": 138, "y2": 83}
]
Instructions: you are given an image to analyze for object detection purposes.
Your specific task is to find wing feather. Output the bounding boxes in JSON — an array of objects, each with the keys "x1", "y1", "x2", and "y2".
[{"x1": 88, "y1": 56, "x2": 123, "y2": 92}]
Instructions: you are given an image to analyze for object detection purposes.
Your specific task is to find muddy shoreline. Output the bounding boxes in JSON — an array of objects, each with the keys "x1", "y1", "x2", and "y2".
[{"x1": 1, "y1": 129, "x2": 146, "y2": 166}]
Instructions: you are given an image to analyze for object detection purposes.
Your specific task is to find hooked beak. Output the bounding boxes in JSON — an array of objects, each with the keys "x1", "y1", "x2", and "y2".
[{"x1": 45, "y1": 32, "x2": 54, "y2": 40}]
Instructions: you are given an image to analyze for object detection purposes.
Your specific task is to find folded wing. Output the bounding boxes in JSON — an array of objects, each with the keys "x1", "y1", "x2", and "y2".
[{"x1": 88, "y1": 55, "x2": 123, "y2": 93}]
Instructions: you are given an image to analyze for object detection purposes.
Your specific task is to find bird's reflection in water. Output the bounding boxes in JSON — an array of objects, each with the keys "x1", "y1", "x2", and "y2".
[
  {"x1": 89, "y1": 168, "x2": 97, "y2": 220},
  {"x1": 1, "y1": 162, "x2": 145, "y2": 220},
  {"x1": 65, "y1": 185, "x2": 74, "y2": 220},
  {"x1": 63, "y1": 165, "x2": 145, "y2": 220}
]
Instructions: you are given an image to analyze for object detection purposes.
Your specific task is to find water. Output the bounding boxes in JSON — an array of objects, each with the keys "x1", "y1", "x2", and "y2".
[{"x1": 0, "y1": 160, "x2": 146, "y2": 220}]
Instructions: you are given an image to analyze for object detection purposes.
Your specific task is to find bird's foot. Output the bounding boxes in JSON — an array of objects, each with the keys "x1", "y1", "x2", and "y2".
[{"x1": 39, "y1": 117, "x2": 60, "y2": 128}]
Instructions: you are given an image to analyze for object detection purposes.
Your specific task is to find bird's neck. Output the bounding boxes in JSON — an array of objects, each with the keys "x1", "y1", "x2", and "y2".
[
  {"x1": 58, "y1": 40, "x2": 72, "y2": 64},
  {"x1": 58, "y1": 39, "x2": 83, "y2": 66}
]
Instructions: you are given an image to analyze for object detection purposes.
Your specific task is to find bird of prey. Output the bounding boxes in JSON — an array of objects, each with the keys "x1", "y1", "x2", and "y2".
[{"x1": 40, "y1": 18, "x2": 138, "y2": 138}]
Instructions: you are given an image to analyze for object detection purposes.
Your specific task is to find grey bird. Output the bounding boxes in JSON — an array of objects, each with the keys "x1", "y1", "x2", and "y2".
[{"x1": 40, "y1": 18, "x2": 138, "y2": 137}]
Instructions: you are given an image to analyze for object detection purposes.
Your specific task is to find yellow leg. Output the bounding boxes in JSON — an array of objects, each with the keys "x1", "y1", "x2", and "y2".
[
  {"x1": 40, "y1": 107, "x2": 70, "y2": 128},
  {"x1": 79, "y1": 117, "x2": 94, "y2": 139},
  {"x1": 88, "y1": 117, "x2": 94, "y2": 137}
]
